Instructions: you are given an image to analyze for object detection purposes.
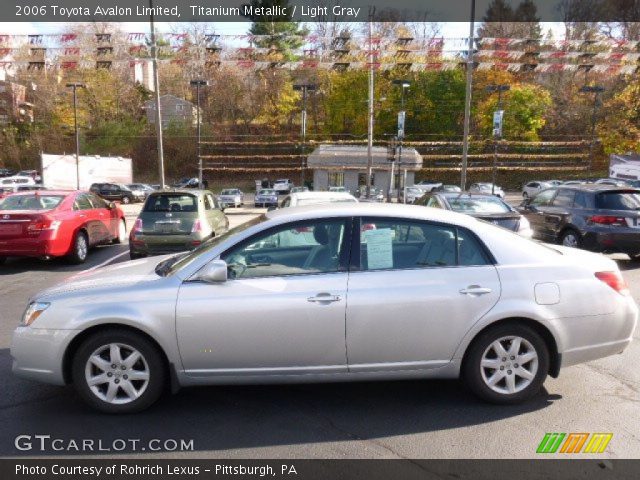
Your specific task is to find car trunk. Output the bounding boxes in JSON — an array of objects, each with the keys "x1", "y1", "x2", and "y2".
[
  {"x1": 0, "y1": 212, "x2": 51, "y2": 239},
  {"x1": 472, "y1": 212, "x2": 521, "y2": 231}
]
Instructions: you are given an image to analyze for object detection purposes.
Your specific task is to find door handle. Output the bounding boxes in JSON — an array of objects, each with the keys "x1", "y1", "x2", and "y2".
[
  {"x1": 307, "y1": 293, "x2": 342, "y2": 303},
  {"x1": 459, "y1": 285, "x2": 492, "y2": 296}
]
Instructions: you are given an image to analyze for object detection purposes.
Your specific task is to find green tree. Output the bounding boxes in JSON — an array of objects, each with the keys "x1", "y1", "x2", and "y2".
[{"x1": 600, "y1": 82, "x2": 640, "y2": 154}]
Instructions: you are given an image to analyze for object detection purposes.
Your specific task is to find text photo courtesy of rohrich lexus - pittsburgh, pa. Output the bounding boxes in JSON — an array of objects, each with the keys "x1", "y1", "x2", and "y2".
[{"x1": 1, "y1": 1, "x2": 640, "y2": 479}]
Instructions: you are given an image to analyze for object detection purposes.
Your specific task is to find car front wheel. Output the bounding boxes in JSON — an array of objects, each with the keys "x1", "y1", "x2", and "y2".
[
  {"x1": 71, "y1": 329, "x2": 165, "y2": 413},
  {"x1": 463, "y1": 323, "x2": 549, "y2": 404}
]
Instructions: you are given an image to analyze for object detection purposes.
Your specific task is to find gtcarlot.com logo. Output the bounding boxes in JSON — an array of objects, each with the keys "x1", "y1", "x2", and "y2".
[
  {"x1": 536, "y1": 433, "x2": 613, "y2": 454},
  {"x1": 15, "y1": 435, "x2": 194, "y2": 452}
]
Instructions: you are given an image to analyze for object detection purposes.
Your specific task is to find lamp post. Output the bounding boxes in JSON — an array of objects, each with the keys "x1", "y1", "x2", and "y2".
[
  {"x1": 460, "y1": 0, "x2": 476, "y2": 191},
  {"x1": 293, "y1": 83, "x2": 316, "y2": 187},
  {"x1": 190, "y1": 80, "x2": 208, "y2": 188},
  {"x1": 579, "y1": 85, "x2": 605, "y2": 170},
  {"x1": 149, "y1": 0, "x2": 165, "y2": 188},
  {"x1": 486, "y1": 84, "x2": 510, "y2": 195},
  {"x1": 66, "y1": 82, "x2": 85, "y2": 190},
  {"x1": 392, "y1": 79, "x2": 410, "y2": 203}
]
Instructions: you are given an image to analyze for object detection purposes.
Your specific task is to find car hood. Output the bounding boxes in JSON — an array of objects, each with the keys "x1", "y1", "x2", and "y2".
[{"x1": 34, "y1": 254, "x2": 174, "y2": 301}]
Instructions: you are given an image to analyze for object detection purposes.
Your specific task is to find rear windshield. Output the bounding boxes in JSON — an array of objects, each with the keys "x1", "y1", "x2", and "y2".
[
  {"x1": 448, "y1": 197, "x2": 512, "y2": 214},
  {"x1": 0, "y1": 194, "x2": 65, "y2": 210},
  {"x1": 596, "y1": 191, "x2": 640, "y2": 210},
  {"x1": 144, "y1": 193, "x2": 197, "y2": 212}
]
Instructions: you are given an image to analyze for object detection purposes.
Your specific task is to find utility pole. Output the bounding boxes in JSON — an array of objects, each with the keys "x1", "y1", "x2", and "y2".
[
  {"x1": 392, "y1": 79, "x2": 410, "y2": 203},
  {"x1": 149, "y1": 0, "x2": 165, "y2": 188},
  {"x1": 579, "y1": 85, "x2": 605, "y2": 171},
  {"x1": 293, "y1": 83, "x2": 316, "y2": 187},
  {"x1": 366, "y1": 8, "x2": 375, "y2": 197},
  {"x1": 486, "y1": 84, "x2": 510, "y2": 195},
  {"x1": 460, "y1": 0, "x2": 476, "y2": 191},
  {"x1": 190, "y1": 80, "x2": 208, "y2": 188},
  {"x1": 66, "y1": 82, "x2": 85, "y2": 190}
]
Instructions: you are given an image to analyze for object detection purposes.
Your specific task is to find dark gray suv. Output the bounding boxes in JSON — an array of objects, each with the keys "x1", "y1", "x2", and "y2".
[{"x1": 518, "y1": 184, "x2": 640, "y2": 259}]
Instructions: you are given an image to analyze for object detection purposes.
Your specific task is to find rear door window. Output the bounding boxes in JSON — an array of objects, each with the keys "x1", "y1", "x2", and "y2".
[
  {"x1": 531, "y1": 188, "x2": 556, "y2": 206},
  {"x1": 552, "y1": 189, "x2": 575, "y2": 208}
]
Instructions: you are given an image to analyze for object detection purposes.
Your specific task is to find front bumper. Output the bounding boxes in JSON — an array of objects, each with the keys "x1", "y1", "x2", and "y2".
[
  {"x1": 11, "y1": 327, "x2": 79, "y2": 385},
  {"x1": 255, "y1": 198, "x2": 278, "y2": 206}
]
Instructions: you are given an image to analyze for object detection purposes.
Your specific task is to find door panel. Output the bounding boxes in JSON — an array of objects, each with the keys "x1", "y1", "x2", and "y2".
[{"x1": 176, "y1": 273, "x2": 348, "y2": 374}]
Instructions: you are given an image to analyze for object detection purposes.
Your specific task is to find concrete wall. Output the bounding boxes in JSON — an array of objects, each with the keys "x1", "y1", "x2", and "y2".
[{"x1": 312, "y1": 169, "x2": 415, "y2": 193}]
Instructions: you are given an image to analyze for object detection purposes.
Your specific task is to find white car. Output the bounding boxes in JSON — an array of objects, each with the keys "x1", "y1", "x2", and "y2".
[
  {"x1": 522, "y1": 181, "x2": 552, "y2": 199},
  {"x1": 273, "y1": 179, "x2": 293, "y2": 194},
  {"x1": 413, "y1": 180, "x2": 443, "y2": 192},
  {"x1": 280, "y1": 191, "x2": 358, "y2": 208},
  {"x1": 470, "y1": 183, "x2": 505, "y2": 198},
  {"x1": 11, "y1": 203, "x2": 637, "y2": 412},
  {"x1": 1, "y1": 175, "x2": 36, "y2": 187}
]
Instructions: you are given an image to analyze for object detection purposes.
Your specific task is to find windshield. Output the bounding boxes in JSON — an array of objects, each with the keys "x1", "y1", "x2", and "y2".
[
  {"x1": 595, "y1": 191, "x2": 640, "y2": 210},
  {"x1": 157, "y1": 215, "x2": 266, "y2": 276},
  {"x1": 448, "y1": 196, "x2": 512, "y2": 214},
  {"x1": 144, "y1": 193, "x2": 197, "y2": 212},
  {"x1": 258, "y1": 189, "x2": 275, "y2": 195},
  {"x1": 0, "y1": 194, "x2": 65, "y2": 210}
]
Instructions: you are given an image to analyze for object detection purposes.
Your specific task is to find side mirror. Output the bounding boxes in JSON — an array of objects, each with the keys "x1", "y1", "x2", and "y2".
[{"x1": 196, "y1": 260, "x2": 228, "y2": 283}]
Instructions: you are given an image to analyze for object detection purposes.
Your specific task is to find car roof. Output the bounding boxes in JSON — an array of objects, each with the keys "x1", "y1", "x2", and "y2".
[
  {"x1": 550, "y1": 184, "x2": 639, "y2": 192},
  {"x1": 265, "y1": 202, "x2": 479, "y2": 228},
  {"x1": 438, "y1": 192, "x2": 505, "y2": 200},
  {"x1": 290, "y1": 191, "x2": 354, "y2": 199},
  {"x1": 6, "y1": 189, "x2": 73, "y2": 196},
  {"x1": 150, "y1": 189, "x2": 207, "y2": 195}
]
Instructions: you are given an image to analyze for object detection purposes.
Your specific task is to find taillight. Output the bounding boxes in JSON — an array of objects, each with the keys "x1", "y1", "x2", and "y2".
[
  {"x1": 191, "y1": 219, "x2": 202, "y2": 233},
  {"x1": 589, "y1": 215, "x2": 626, "y2": 226},
  {"x1": 131, "y1": 218, "x2": 143, "y2": 234},
  {"x1": 595, "y1": 271, "x2": 630, "y2": 296},
  {"x1": 27, "y1": 216, "x2": 60, "y2": 234}
]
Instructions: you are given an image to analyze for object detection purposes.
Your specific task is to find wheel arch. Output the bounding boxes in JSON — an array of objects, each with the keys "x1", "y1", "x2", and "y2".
[
  {"x1": 460, "y1": 317, "x2": 561, "y2": 378},
  {"x1": 62, "y1": 323, "x2": 175, "y2": 388},
  {"x1": 557, "y1": 225, "x2": 581, "y2": 243}
]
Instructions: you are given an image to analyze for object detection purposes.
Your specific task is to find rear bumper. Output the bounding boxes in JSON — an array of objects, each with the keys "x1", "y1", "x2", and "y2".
[
  {"x1": 129, "y1": 233, "x2": 202, "y2": 256},
  {"x1": 0, "y1": 235, "x2": 69, "y2": 258},
  {"x1": 582, "y1": 229, "x2": 640, "y2": 255}
]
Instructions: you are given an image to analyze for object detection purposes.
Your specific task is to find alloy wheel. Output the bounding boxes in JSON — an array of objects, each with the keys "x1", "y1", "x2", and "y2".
[
  {"x1": 480, "y1": 336, "x2": 539, "y2": 395},
  {"x1": 84, "y1": 343, "x2": 150, "y2": 404},
  {"x1": 76, "y1": 234, "x2": 88, "y2": 261},
  {"x1": 562, "y1": 233, "x2": 579, "y2": 248}
]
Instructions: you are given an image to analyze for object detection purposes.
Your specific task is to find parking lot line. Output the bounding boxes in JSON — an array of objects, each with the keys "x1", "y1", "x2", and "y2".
[{"x1": 84, "y1": 250, "x2": 130, "y2": 272}]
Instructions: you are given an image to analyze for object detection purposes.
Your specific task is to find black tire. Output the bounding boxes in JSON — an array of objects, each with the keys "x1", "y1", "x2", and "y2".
[
  {"x1": 121, "y1": 195, "x2": 131, "y2": 205},
  {"x1": 129, "y1": 251, "x2": 145, "y2": 260},
  {"x1": 559, "y1": 229, "x2": 582, "y2": 249},
  {"x1": 71, "y1": 328, "x2": 166, "y2": 413},
  {"x1": 462, "y1": 323, "x2": 549, "y2": 405},
  {"x1": 67, "y1": 231, "x2": 89, "y2": 264}
]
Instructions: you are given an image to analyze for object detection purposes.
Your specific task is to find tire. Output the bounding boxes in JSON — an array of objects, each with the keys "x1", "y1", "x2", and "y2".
[
  {"x1": 559, "y1": 229, "x2": 582, "y2": 249},
  {"x1": 113, "y1": 219, "x2": 127, "y2": 244},
  {"x1": 129, "y1": 251, "x2": 145, "y2": 260},
  {"x1": 463, "y1": 323, "x2": 549, "y2": 404},
  {"x1": 71, "y1": 328, "x2": 166, "y2": 413},
  {"x1": 67, "y1": 231, "x2": 89, "y2": 264},
  {"x1": 121, "y1": 196, "x2": 131, "y2": 205}
]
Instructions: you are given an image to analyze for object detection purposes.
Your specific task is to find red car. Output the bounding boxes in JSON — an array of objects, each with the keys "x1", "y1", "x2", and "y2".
[{"x1": 0, "y1": 190, "x2": 126, "y2": 264}]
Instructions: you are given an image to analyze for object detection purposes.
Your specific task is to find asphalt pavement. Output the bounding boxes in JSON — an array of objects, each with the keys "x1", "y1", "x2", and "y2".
[{"x1": 0, "y1": 195, "x2": 639, "y2": 459}]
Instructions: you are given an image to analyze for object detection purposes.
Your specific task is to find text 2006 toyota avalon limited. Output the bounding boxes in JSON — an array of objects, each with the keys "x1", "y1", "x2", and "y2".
[{"x1": 11, "y1": 204, "x2": 637, "y2": 413}]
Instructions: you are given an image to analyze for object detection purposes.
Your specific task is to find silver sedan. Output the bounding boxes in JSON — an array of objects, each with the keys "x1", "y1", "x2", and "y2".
[{"x1": 11, "y1": 204, "x2": 638, "y2": 413}]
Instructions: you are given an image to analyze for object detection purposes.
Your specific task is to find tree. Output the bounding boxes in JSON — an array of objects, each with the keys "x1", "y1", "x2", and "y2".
[
  {"x1": 600, "y1": 81, "x2": 640, "y2": 154},
  {"x1": 478, "y1": 0, "x2": 542, "y2": 39}
]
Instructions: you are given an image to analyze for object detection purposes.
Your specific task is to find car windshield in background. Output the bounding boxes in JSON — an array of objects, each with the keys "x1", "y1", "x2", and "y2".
[
  {"x1": 144, "y1": 194, "x2": 197, "y2": 212},
  {"x1": 0, "y1": 194, "x2": 65, "y2": 210},
  {"x1": 596, "y1": 191, "x2": 640, "y2": 210},
  {"x1": 297, "y1": 197, "x2": 357, "y2": 206},
  {"x1": 259, "y1": 189, "x2": 276, "y2": 195},
  {"x1": 448, "y1": 197, "x2": 512, "y2": 214}
]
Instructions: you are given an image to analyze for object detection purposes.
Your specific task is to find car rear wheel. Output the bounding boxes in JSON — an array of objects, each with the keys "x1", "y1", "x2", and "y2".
[
  {"x1": 67, "y1": 231, "x2": 88, "y2": 264},
  {"x1": 560, "y1": 229, "x2": 581, "y2": 248},
  {"x1": 463, "y1": 323, "x2": 549, "y2": 404},
  {"x1": 71, "y1": 329, "x2": 165, "y2": 413},
  {"x1": 113, "y1": 219, "x2": 127, "y2": 244},
  {"x1": 121, "y1": 196, "x2": 131, "y2": 204}
]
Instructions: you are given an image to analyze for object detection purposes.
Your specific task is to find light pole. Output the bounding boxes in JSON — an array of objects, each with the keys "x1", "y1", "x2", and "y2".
[
  {"x1": 293, "y1": 83, "x2": 316, "y2": 187},
  {"x1": 580, "y1": 85, "x2": 605, "y2": 170},
  {"x1": 460, "y1": 0, "x2": 476, "y2": 191},
  {"x1": 66, "y1": 82, "x2": 85, "y2": 190},
  {"x1": 486, "y1": 84, "x2": 510, "y2": 195},
  {"x1": 392, "y1": 79, "x2": 410, "y2": 203},
  {"x1": 190, "y1": 80, "x2": 208, "y2": 188},
  {"x1": 149, "y1": 0, "x2": 165, "y2": 188}
]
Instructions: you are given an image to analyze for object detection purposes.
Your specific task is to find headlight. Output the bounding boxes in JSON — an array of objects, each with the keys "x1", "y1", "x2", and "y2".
[{"x1": 21, "y1": 302, "x2": 50, "y2": 327}]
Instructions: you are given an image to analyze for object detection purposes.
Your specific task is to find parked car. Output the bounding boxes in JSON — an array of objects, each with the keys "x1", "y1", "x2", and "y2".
[
  {"x1": 594, "y1": 178, "x2": 630, "y2": 187},
  {"x1": 518, "y1": 185, "x2": 640, "y2": 259},
  {"x1": 0, "y1": 183, "x2": 45, "y2": 200},
  {"x1": 280, "y1": 191, "x2": 358, "y2": 208},
  {"x1": 398, "y1": 186, "x2": 425, "y2": 204},
  {"x1": 1, "y1": 175, "x2": 36, "y2": 188},
  {"x1": 0, "y1": 168, "x2": 16, "y2": 178},
  {"x1": 273, "y1": 179, "x2": 293, "y2": 194},
  {"x1": 127, "y1": 183, "x2": 155, "y2": 198},
  {"x1": 418, "y1": 192, "x2": 532, "y2": 237},
  {"x1": 254, "y1": 188, "x2": 279, "y2": 208},
  {"x1": 290, "y1": 186, "x2": 309, "y2": 194},
  {"x1": 90, "y1": 183, "x2": 143, "y2": 204},
  {"x1": 11, "y1": 203, "x2": 637, "y2": 413},
  {"x1": 129, "y1": 190, "x2": 228, "y2": 259},
  {"x1": 469, "y1": 183, "x2": 505, "y2": 198},
  {"x1": 174, "y1": 177, "x2": 199, "y2": 188},
  {"x1": 563, "y1": 180, "x2": 590, "y2": 185},
  {"x1": 433, "y1": 184, "x2": 462, "y2": 193},
  {"x1": 355, "y1": 186, "x2": 385, "y2": 202},
  {"x1": 218, "y1": 188, "x2": 244, "y2": 209},
  {"x1": 547, "y1": 180, "x2": 563, "y2": 186},
  {"x1": 413, "y1": 180, "x2": 443, "y2": 192},
  {"x1": 522, "y1": 181, "x2": 552, "y2": 199},
  {"x1": 0, "y1": 190, "x2": 126, "y2": 264},
  {"x1": 17, "y1": 170, "x2": 42, "y2": 183}
]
